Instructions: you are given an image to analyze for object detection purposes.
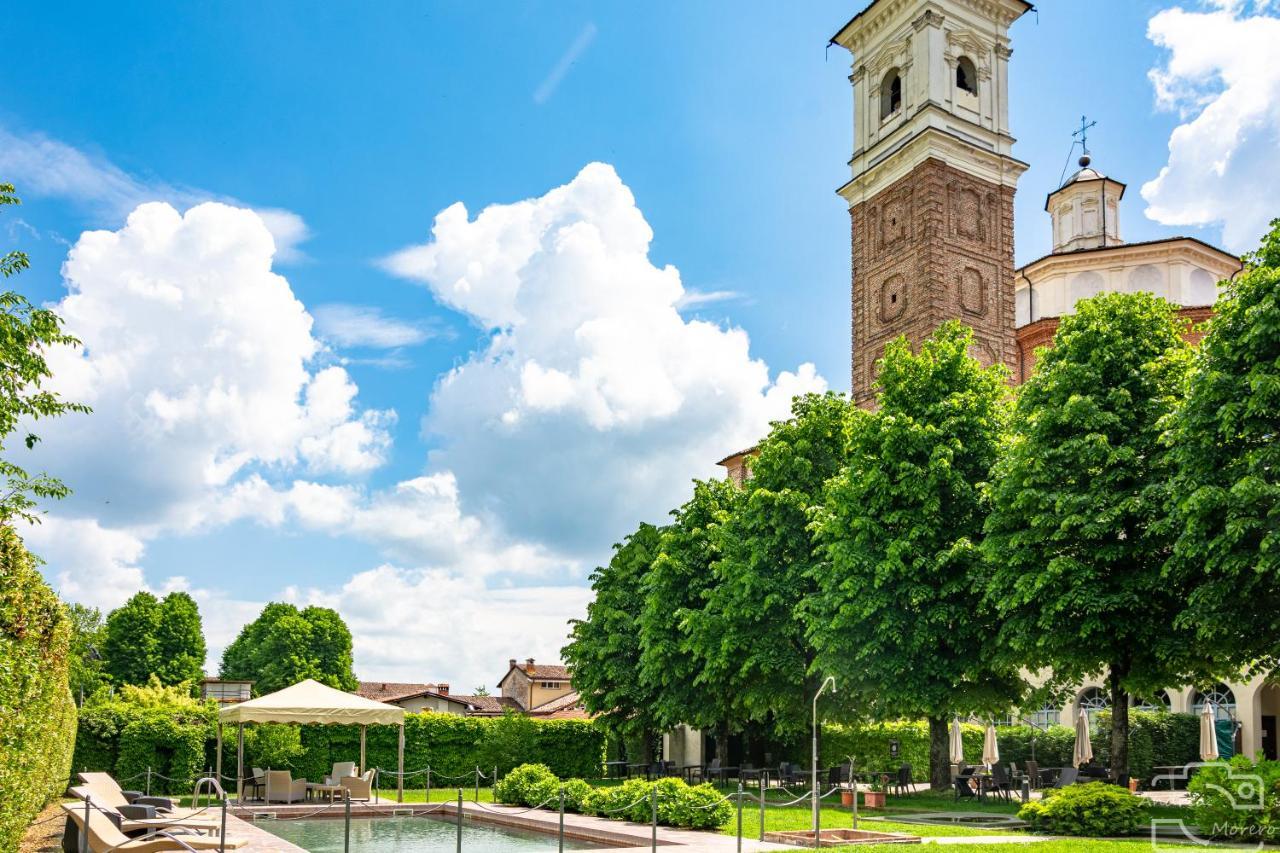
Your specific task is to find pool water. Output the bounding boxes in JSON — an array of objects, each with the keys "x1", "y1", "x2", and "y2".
[{"x1": 258, "y1": 815, "x2": 605, "y2": 852}]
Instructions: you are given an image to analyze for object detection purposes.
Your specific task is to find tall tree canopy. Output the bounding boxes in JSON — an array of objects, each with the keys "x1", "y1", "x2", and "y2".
[
  {"x1": 563, "y1": 523, "x2": 664, "y2": 761},
  {"x1": 1169, "y1": 221, "x2": 1280, "y2": 669},
  {"x1": 982, "y1": 293, "x2": 1222, "y2": 780},
  {"x1": 690, "y1": 392, "x2": 851, "y2": 736},
  {"x1": 102, "y1": 591, "x2": 206, "y2": 688},
  {"x1": 220, "y1": 602, "x2": 358, "y2": 695},
  {"x1": 638, "y1": 477, "x2": 739, "y2": 741},
  {"x1": 66, "y1": 602, "x2": 108, "y2": 702},
  {"x1": 809, "y1": 322, "x2": 1024, "y2": 788},
  {"x1": 0, "y1": 184, "x2": 90, "y2": 524}
]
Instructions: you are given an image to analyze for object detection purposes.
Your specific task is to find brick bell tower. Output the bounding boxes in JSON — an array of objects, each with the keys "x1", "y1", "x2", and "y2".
[{"x1": 831, "y1": 0, "x2": 1031, "y2": 405}]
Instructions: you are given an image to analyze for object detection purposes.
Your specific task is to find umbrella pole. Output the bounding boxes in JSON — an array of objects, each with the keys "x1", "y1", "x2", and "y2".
[
  {"x1": 397, "y1": 724, "x2": 405, "y2": 804},
  {"x1": 216, "y1": 723, "x2": 223, "y2": 785},
  {"x1": 360, "y1": 726, "x2": 367, "y2": 776}
]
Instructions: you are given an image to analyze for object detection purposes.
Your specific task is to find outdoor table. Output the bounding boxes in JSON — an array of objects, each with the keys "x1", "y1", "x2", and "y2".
[
  {"x1": 603, "y1": 761, "x2": 628, "y2": 780},
  {"x1": 306, "y1": 782, "x2": 344, "y2": 802},
  {"x1": 681, "y1": 764, "x2": 704, "y2": 784},
  {"x1": 627, "y1": 763, "x2": 650, "y2": 780},
  {"x1": 1151, "y1": 765, "x2": 1188, "y2": 790}
]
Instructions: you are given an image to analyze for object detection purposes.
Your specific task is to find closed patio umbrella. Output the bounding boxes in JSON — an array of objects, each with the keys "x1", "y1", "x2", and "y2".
[
  {"x1": 982, "y1": 723, "x2": 1000, "y2": 768},
  {"x1": 1072, "y1": 708, "x2": 1094, "y2": 767},
  {"x1": 949, "y1": 718, "x2": 965, "y2": 766},
  {"x1": 1200, "y1": 702, "x2": 1220, "y2": 762}
]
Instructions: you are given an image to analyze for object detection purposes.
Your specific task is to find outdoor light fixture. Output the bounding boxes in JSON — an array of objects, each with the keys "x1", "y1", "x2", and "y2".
[{"x1": 812, "y1": 676, "x2": 836, "y2": 843}]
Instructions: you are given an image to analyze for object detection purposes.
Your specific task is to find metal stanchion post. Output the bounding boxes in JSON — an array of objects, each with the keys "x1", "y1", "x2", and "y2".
[
  {"x1": 493, "y1": 765, "x2": 498, "y2": 792},
  {"x1": 146, "y1": 767, "x2": 152, "y2": 796},
  {"x1": 456, "y1": 789, "x2": 463, "y2": 853},
  {"x1": 736, "y1": 782, "x2": 743, "y2": 853},
  {"x1": 344, "y1": 790, "x2": 351, "y2": 853},
  {"x1": 426, "y1": 766, "x2": 431, "y2": 804},
  {"x1": 80, "y1": 796, "x2": 90, "y2": 853},
  {"x1": 220, "y1": 796, "x2": 228, "y2": 853},
  {"x1": 650, "y1": 785, "x2": 658, "y2": 853},
  {"x1": 475, "y1": 766, "x2": 480, "y2": 802},
  {"x1": 850, "y1": 757, "x2": 859, "y2": 830},
  {"x1": 375, "y1": 768, "x2": 380, "y2": 804},
  {"x1": 558, "y1": 784, "x2": 565, "y2": 853},
  {"x1": 758, "y1": 775, "x2": 765, "y2": 842}
]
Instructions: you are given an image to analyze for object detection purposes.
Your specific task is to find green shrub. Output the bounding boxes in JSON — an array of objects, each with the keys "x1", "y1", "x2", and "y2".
[
  {"x1": 820, "y1": 720, "x2": 985, "y2": 781},
  {"x1": 0, "y1": 528, "x2": 78, "y2": 851},
  {"x1": 661, "y1": 781, "x2": 732, "y2": 830},
  {"x1": 561, "y1": 778, "x2": 593, "y2": 813},
  {"x1": 1188, "y1": 755, "x2": 1280, "y2": 840},
  {"x1": 494, "y1": 763, "x2": 558, "y2": 806},
  {"x1": 1093, "y1": 710, "x2": 1200, "y2": 782},
  {"x1": 1018, "y1": 782, "x2": 1150, "y2": 836}
]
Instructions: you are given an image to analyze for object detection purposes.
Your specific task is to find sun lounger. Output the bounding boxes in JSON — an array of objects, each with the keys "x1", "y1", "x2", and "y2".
[
  {"x1": 61, "y1": 803, "x2": 247, "y2": 851},
  {"x1": 68, "y1": 786, "x2": 220, "y2": 836}
]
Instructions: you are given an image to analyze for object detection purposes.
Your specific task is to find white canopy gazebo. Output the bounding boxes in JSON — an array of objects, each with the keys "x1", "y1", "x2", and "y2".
[{"x1": 218, "y1": 679, "x2": 406, "y2": 801}]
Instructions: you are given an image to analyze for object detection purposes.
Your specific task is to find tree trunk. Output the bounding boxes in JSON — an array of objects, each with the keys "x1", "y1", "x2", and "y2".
[
  {"x1": 928, "y1": 716, "x2": 951, "y2": 790},
  {"x1": 1108, "y1": 667, "x2": 1130, "y2": 783},
  {"x1": 716, "y1": 723, "x2": 731, "y2": 763}
]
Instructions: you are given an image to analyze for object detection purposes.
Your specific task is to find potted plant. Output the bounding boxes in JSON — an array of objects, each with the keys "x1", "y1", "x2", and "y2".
[
  {"x1": 841, "y1": 787, "x2": 855, "y2": 807},
  {"x1": 863, "y1": 774, "x2": 888, "y2": 809}
]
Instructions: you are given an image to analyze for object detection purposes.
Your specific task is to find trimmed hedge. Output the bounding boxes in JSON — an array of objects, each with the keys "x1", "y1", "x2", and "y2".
[
  {"x1": 498, "y1": 764, "x2": 731, "y2": 830},
  {"x1": 1019, "y1": 782, "x2": 1150, "y2": 836},
  {"x1": 819, "y1": 720, "x2": 986, "y2": 781},
  {"x1": 76, "y1": 701, "x2": 606, "y2": 794},
  {"x1": 0, "y1": 527, "x2": 78, "y2": 850}
]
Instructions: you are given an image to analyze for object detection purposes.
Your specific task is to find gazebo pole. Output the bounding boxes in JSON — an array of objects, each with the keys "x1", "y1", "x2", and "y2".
[
  {"x1": 215, "y1": 723, "x2": 223, "y2": 784},
  {"x1": 397, "y1": 724, "x2": 405, "y2": 803},
  {"x1": 360, "y1": 725, "x2": 367, "y2": 776},
  {"x1": 236, "y1": 724, "x2": 244, "y2": 803}
]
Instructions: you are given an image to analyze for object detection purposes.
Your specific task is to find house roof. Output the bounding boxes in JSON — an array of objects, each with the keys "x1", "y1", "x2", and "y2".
[
  {"x1": 1016, "y1": 235, "x2": 1241, "y2": 275},
  {"x1": 357, "y1": 681, "x2": 443, "y2": 703},
  {"x1": 715, "y1": 446, "x2": 759, "y2": 467},
  {"x1": 453, "y1": 695, "x2": 523, "y2": 716},
  {"x1": 498, "y1": 660, "x2": 571, "y2": 689}
]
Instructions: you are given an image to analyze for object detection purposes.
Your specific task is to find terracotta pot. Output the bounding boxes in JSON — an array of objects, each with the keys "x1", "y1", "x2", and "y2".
[
  {"x1": 1128, "y1": 778, "x2": 1139, "y2": 793},
  {"x1": 841, "y1": 790, "x2": 854, "y2": 807},
  {"x1": 863, "y1": 790, "x2": 886, "y2": 809}
]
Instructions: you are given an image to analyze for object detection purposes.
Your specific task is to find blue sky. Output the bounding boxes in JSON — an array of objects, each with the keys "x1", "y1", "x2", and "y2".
[{"x1": 2, "y1": 0, "x2": 1276, "y2": 687}]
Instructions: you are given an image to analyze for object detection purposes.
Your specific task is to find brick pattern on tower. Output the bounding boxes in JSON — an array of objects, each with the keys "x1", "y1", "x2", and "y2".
[{"x1": 850, "y1": 157, "x2": 1018, "y2": 404}]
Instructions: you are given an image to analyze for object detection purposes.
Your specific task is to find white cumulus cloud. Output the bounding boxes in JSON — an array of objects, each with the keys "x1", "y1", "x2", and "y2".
[
  {"x1": 1142, "y1": 1, "x2": 1280, "y2": 251},
  {"x1": 385, "y1": 162, "x2": 825, "y2": 553},
  {"x1": 29, "y1": 200, "x2": 393, "y2": 533},
  {"x1": 312, "y1": 303, "x2": 434, "y2": 349}
]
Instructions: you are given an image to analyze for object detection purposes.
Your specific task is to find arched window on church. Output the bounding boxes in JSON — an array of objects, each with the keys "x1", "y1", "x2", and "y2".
[
  {"x1": 956, "y1": 56, "x2": 977, "y2": 95},
  {"x1": 1078, "y1": 687, "x2": 1110, "y2": 724},
  {"x1": 880, "y1": 69, "x2": 902, "y2": 120}
]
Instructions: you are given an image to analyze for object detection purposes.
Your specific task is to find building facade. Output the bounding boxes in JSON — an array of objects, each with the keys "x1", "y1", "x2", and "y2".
[{"x1": 355, "y1": 657, "x2": 590, "y2": 720}]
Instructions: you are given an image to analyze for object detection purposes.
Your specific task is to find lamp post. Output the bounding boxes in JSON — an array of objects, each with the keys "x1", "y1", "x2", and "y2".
[{"x1": 812, "y1": 676, "x2": 836, "y2": 842}]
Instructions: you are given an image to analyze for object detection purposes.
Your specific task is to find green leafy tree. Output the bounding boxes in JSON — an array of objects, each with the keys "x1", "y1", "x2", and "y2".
[
  {"x1": 982, "y1": 293, "x2": 1222, "y2": 780},
  {"x1": 154, "y1": 592, "x2": 206, "y2": 686},
  {"x1": 102, "y1": 591, "x2": 207, "y2": 688},
  {"x1": 690, "y1": 392, "x2": 851, "y2": 736},
  {"x1": 0, "y1": 184, "x2": 91, "y2": 524},
  {"x1": 66, "y1": 602, "x2": 109, "y2": 703},
  {"x1": 563, "y1": 523, "x2": 664, "y2": 762},
  {"x1": 220, "y1": 602, "x2": 357, "y2": 694},
  {"x1": 809, "y1": 322, "x2": 1024, "y2": 788},
  {"x1": 1168, "y1": 221, "x2": 1280, "y2": 667},
  {"x1": 639, "y1": 478, "x2": 740, "y2": 750},
  {"x1": 102, "y1": 591, "x2": 162, "y2": 687}
]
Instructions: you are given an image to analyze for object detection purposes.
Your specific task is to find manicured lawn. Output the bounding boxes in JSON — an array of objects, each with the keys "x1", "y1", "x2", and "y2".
[{"x1": 835, "y1": 843, "x2": 1197, "y2": 852}]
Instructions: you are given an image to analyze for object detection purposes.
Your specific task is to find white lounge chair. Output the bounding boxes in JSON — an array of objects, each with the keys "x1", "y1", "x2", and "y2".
[{"x1": 61, "y1": 803, "x2": 247, "y2": 851}]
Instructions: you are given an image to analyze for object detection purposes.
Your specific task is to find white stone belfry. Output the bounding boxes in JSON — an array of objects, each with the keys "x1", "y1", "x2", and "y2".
[
  {"x1": 832, "y1": 0, "x2": 1032, "y2": 205},
  {"x1": 1046, "y1": 155, "x2": 1125, "y2": 253}
]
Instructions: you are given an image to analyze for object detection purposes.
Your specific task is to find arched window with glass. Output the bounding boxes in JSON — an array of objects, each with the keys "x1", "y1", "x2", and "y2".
[
  {"x1": 1193, "y1": 684, "x2": 1237, "y2": 721},
  {"x1": 1133, "y1": 690, "x2": 1172, "y2": 712},
  {"x1": 1078, "y1": 687, "x2": 1110, "y2": 723},
  {"x1": 1027, "y1": 699, "x2": 1060, "y2": 729}
]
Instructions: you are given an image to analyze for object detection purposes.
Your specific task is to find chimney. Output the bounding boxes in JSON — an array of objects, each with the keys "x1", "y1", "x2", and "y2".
[
  {"x1": 437, "y1": 683, "x2": 449, "y2": 696},
  {"x1": 381, "y1": 683, "x2": 387, "y2": 690},
  {"x1": 509, "y1": 658, "x2": 517, "y2": 669},
  {"x1": 526, "y1": 657, "x2": 535, "y2": 673}
]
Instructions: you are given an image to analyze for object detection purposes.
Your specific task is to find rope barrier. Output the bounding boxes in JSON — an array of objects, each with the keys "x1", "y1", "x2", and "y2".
[{"x1": 469, "y1": 792, "x2": 560, "y2": 816}]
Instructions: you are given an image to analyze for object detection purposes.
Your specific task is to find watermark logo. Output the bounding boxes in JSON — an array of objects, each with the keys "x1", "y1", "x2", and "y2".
[{"x1": 1148, "y1": 762, "x2": 1267, "y2": 851}]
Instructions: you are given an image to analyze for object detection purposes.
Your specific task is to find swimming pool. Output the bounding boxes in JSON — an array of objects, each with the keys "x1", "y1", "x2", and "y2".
[{"x1": 258, "y1": 815, "x2": 606, "y2": 851}]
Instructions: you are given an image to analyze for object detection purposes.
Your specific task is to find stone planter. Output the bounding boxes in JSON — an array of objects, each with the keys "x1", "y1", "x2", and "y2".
[
  {"x1": 841, "y1": 789, "x2": 855, "y2": 807},
  {"x1": 863, "y1": 790, "x2": 886, "y2": 809}
]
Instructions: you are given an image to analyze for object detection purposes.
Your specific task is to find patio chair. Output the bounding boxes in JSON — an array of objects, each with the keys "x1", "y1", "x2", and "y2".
[
  {"x1": 1054, "y1": 767, "x2": 1079, "y2": 788},
  {"x1": 739, "y1": 763, "x2": 762, "y2": 783},
  {"x1": 244, "y1": 767, "x2": 266, "y2": 801},
  {"x1": 987, "y1": 764, "x2": 1014, "y2": 802},
  {"x1": 73, "y1": 782, "x2": 201, "y2": 820},
  {"x1": 324, "y1": 762, "x2": 357, "y2": 786},
  {"x1": 705, "y1": 757, "x2": 739, "y2": 784},
  {"x1": 893, "y1": 764, "x2": 913, "y2": 797},
  {"x1": 264, "y1": 770, "x2": 308, "y2": 804},
  {"x1": 1024, "y1": 760, "x2": 1042, "y2": 789},
  {"x1": 61, "y1": 802, "x2": 248, "y2": 851},
  {"x1": 777, "y1": 762, "x2": 806, "y2": 787},
  {"x1": 340, "y1": 770, "x2": 374, "y2": 801},
  {"x1": 77, "y1": 772, "x2": 145, "y2": 805},
  {"x1": 953, "y1": 766, "x2": 978, "y2": 800}
]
